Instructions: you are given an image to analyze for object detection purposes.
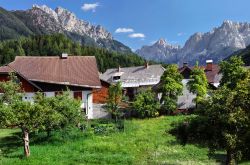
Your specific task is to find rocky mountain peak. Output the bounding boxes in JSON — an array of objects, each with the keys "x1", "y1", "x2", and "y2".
[
  {"x1": 222, "y1": 20, "x2": 234, "y2": 26},
  {"x1": 6, "y1": 5, "x2": 129, "y2": 52},
  {"x1": 32, "y1": 4, "x2": 58, "y2": 18},
  {"x1": 136, "y1": 20, "x2": 250, "y2": 65},
  {"x1": 154, "y1": 38, "x2": 181, "y2": 49},
  {"x1": 155, "y1": 38, "x2": 167, "y2": 46},
  {"x1": 29, "y1": 5, "x2": 112, "y2": 40}
]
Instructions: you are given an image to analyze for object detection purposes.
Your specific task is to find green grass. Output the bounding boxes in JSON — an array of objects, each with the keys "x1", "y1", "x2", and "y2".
[
  {"x1": 0, "y1": 116, "x2": 249, "y2": 165},
  {"x1": 0, "y1": 129, "x2": 19, "y2": 138}
]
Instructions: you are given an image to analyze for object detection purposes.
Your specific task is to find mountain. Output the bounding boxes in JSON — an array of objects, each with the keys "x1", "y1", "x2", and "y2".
[
  {"x1": 0, "y1": 34, "x2": 145, "y2": 72},
  {"x1": 136, "y1": 38, "x2": 181, "y2": 63},
  {"x1": 0, "y1": 7, "x2": 33, "y2": 40},
  {"x1": 227, "y1": 44, "x2": 250, "y2": 66},
  {"x1": 0, "y1": 5, "x2": 131, "y2": 53},
  {"x1": 136, "y1": 20, "x2": 250, "y2": 65}
]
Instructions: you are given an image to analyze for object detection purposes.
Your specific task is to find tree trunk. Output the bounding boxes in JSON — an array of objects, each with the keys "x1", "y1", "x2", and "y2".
[
  {"x1": 22, "y1": 127, "x2": 30, "y2": 157},
  {"x1": 115, "y1": 115, "x2": 118, "y2": 123},
  {"x1": 47, "y1": 129, "x2": 51, "y2": 138},
  {"x1": 226, "y1": 150, "x2": 236, "y2": 165}
]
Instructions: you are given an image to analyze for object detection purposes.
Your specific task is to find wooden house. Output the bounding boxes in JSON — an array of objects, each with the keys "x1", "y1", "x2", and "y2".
[{"x1": 0, "y1": 54, "x2": 101, "y2": 119}]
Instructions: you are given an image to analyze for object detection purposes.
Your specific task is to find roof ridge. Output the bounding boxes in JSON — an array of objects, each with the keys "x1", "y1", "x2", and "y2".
[
  {"x1": 107, "y1": 64, "x2": 163, "y2": 70},
  {"x1": 15, "y1": 56, "x2": 95, "y2": 58}
]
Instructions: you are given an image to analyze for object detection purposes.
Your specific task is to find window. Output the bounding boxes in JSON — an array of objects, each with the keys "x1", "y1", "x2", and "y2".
[{"x1": 113, "y1": 76, "x2": 121, "y2": 81}]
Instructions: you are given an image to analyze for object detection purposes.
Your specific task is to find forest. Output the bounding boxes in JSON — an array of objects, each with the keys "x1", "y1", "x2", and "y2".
[{"x1": 0, "y1": 34, "x2": 146, "y2": 72}]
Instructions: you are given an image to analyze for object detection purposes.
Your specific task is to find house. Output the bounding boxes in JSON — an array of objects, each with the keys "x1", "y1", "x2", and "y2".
[
  {"x1": 100, "y1": 63, "x2": 165, "y2": 100},
  {"x1": 155, "y1": 60, "x2": 221, "y2": 110},
  {"x1": 0, "y1": 55, "x2": 101, "y2": 119},
  {"x1": 92, "y1": 79, "x2": 111, "y2": 119},
  {"x1": 179, "y1": 60, "x2": 221, "y2": 110},
  {"x1": 178, "y1": 60, "x2": 221, "y2": 88}
]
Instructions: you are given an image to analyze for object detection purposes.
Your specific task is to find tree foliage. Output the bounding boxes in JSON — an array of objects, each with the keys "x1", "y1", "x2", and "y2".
[
  {"x1": 132, "y1": 89, "x2": 160, "y2": 118},
  {"x1": 0, "y1": 74, "x2": 84, "y2": 157},
  {"x1": 219, "y1": 56, "x2": 248, "y2": 89},
  {"x1": 173, "y1": 57, "x2": 250, "y2": 164},
  {"x1": 158, "y1": 64, "x2": 183, "y2": 113},
  {"x1": 34, "y1": 92, "x2": 83, "y2": 136},
  {"x1": 105, "y1": 82, "x2": 123, "y2": 121},
  {"x1": 187, "y1": 63, "x2": 208, "y2": 107}
]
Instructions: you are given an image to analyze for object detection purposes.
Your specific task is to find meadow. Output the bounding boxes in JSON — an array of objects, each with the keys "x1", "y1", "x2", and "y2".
[{"x1": 1, "y1": 116, "x2": 249, "y2": 165}]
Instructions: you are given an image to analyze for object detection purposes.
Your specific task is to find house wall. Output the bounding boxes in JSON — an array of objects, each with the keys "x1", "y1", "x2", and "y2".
[
  {"x1": 22, "y1": 90, "x2": 94, "y2": 119},
  {"x1": 0, "y1": 75, "x2": 95, "y2": 119},
  {"x1": 177, "y1": 79, "x2": 196, "y2": 110},
  {"x1": 82, "y1": 90, "x2": 94, "y2": 119},
  {"x1": 156, "y1": 79, "x2": 196, "y2": 110},
  {"x1": 44, "y1": 92, "x2": 55, "y2": 97},
  {"x1": 93, "y1": 80, "x2": 109, "y2": 104},
  {"x1": 23, "y1": 93, "x2": 35, "y2": 102},
  {"x1": 0, "y1": 74, "x2": 36, "y2": 92},
  {"x1": 124, "y1": 85, "x2": 153, "y2": 100}
]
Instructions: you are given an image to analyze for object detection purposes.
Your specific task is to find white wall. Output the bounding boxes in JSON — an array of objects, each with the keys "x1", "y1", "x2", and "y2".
[
  {"x1": 177, "y1": 79, "x2": 196, "y2": 109},
  {"x1": 20, "y1": 90, "x2": 94, "y2": 119},
  {"x1": 44, "y1": 92, "x2": 55, "y2": 97},
  {"x1": 22, "y1": 93, "x2": 35, "y2": 103},
  {"x1": 82, "y1": 90, "x2": 93, "y2": 119}
]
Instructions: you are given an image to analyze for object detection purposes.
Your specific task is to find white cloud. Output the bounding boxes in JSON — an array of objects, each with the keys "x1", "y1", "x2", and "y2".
[
  {"x1": 115, "y1": 28, "x2": 134, "y2": 33},
  {"x1": 177, "y1": 32, "x2": 186, "y2": 36},
  {"x1": 81, "y1": 3, "x2": 99, "y2": 12},
  {"x1": 128, "y1": 33, "x2": 145, "y2": 38}
]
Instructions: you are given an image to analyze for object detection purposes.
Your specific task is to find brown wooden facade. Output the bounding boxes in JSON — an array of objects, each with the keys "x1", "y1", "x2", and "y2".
[
  {"x1": 0, "y1": 74, "x2": 37, "y2": 93},
  {"x1": 93, "y1": 80, "x2": 109, "y2": 104}
]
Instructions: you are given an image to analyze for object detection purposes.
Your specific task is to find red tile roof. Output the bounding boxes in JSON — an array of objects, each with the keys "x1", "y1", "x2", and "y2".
[
  {"x1": 0, "y1": 66, "x2": 14, "y2": 73},
  {"x1": 204, "y1": 64, "x2": 220, "y2": 83},
  {"x1": 0, "y1": 56, "x2": 101, "y2": 88}
]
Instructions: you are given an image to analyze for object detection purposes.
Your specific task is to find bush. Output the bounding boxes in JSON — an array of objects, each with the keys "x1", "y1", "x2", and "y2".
[
  {"x1": 89, "y1": 119, "x2": 123, "y2": 135},
  {"x1": 132, "y1": 89, "x2": 160, "y2": 118}
]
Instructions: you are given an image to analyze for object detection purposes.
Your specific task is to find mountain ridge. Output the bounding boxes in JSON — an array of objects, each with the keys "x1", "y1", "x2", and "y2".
[
  {"x1": 136, "y1": 20, "x2": 250, "y2": 65},
  {"x1": 0, "y1": 5, "x2": 131, "y2": 53}
]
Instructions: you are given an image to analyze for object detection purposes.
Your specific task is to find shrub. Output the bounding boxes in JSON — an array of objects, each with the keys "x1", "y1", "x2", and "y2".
[
  {"x1": 90, "y1": 119, "x2": 121, "y2": 135},
  {"x1": 132, "y1": 89, "x2": 160, "y2": 118}
]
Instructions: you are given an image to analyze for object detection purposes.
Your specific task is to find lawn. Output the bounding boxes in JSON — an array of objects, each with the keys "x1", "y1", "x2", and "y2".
[{"x1": 0, "y1": 116, "x2": 249, "y2": 165}]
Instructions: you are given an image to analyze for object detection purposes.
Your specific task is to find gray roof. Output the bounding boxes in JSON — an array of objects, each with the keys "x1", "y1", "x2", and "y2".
[{"x1": 100, "y1": 65, "x2": 165, "y2": 87}]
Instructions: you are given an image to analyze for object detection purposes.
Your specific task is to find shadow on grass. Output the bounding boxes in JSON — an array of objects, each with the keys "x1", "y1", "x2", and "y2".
[
  {"x1": 0, "y1": 131, "x2": 23, "y2": 158},
  {"x1": 165, "y1": 135, "x2": 226, "y2": 164},
  {"x1": 29, "y1": 127, "x2": 90, "y2": 147},
  {"x1": 0, "y1": 128, "x2": 89, "y2": 159},
  {"x1": 209, "y1": 153, "x2": 226, "y2": 165}
]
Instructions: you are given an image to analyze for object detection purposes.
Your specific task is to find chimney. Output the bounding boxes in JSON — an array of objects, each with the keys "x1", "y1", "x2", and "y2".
[
  {"x1": 118, "y1": 65, "x2": 121, "y2": 72},
  {"x1": 144, "y1": 61, "x2": 149, "y2": 69},
  {"x1": 183, "y1": 62, "x2": 188, "y2": 67},
  {"x1": 61, "y1": 53, "x2": 68, "y2": 59},
  {"x1": 206, "y1": 60, "x2": 213, "y2": 71}
]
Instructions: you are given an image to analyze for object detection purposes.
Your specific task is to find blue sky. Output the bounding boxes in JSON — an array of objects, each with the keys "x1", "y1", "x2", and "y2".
[{"x1": 0, "y1": 0, "x2": 250, "y2": 50}]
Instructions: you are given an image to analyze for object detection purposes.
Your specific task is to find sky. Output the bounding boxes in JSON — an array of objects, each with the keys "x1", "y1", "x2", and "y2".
[{"x1": 0, "y1": 0, "x2": 250, "y2": 50}]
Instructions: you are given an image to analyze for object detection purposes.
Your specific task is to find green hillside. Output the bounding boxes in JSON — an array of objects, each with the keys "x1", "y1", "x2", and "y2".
[
  {"x1": 227, "y1": 45, "x2": 250, "y2": 66},
  {"x1": 0, "y1": 7, "x2": 132, "y2": 54},
  {"x1": 0, "y1": 7, "x2": 33, "y2": 40}
]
